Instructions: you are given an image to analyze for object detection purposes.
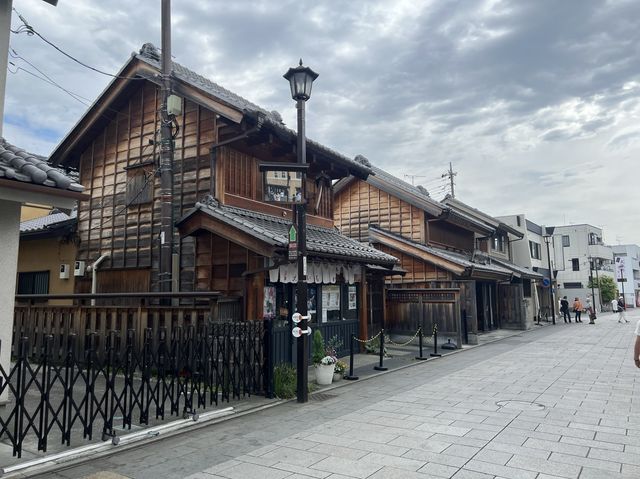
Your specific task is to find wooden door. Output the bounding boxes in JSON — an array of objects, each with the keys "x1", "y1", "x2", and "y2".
[{"x1": 498, "y1": 283, "x2": 526, "y2": 329}]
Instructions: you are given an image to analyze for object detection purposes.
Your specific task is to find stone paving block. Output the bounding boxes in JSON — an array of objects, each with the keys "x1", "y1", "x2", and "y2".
[
  {"x1": 388, "y1": 435, "x2": 451, "y2": 453},
  {"x1": 210, "y1": 462, "x2": 292, "y2": 479},
  {"x1": 271, "y1": 462, "x2": 332, "y2": 478},
  {"x1": 549, "y1": 451, "x2": 621, "y2": 472},
  {"x1": 442, "y1": 444, "x2": 480, "y2": 459},
  {"x1": 464, "y1": 429, "x2": 497, "y2": 440},
  {"x1": 310, "y1": 456, "x2": 383, "y2": 479},
  {"x1": 588, "y1": 447, "x2": 640, "y2": 466},
  {"x1": 309, "y1": 443, "x2": 369, "y2": 460},
  {"x1": 201, "y1": 460, "x2": 242, "y2": 475},
  {"x1": 417, "y1": 461, "x2": 459, "y2": 478},
  {"x1": 536, "y1": 423, "x2": 596, "y2": 440},
  {"x1": 259, "y1": 448, "x2": 328, "y2": 467},
  {"x1": 472, "y1": 448, "x2": 512, "y2": 465},
  {"x1": 349, "y1": 439, "x2": 411, "y2": 456},
  {"x1": 463, "y1": 459, "x2": 538, "y2": 479},
  {"x1": 367, "y1": 465, "x2": 441, "y2": 479},
  {"x1": 523, "y1": 437, "x2": 589, "y2": 457},
  {"x1": 560, "y1": 435, "x2": 624, "y2": 452},
  {"x1": 485, "y1": 440, "x2": 550, "y2": 459},
  {"x1": 232, "y1": 454, "x2": 280, "y2": 467},
  {"x1": 506, "y1": 453, "x2": 582, "y2": 478},
  {"x1": 428, "y1": 433, "x2": 487, "y2": 448},
  {"x1": 360, "y1": 452, "x2": 427, "y2": 471},
  {"x1": 450, "y1": 469, "x2": 494, "y2": 479}
]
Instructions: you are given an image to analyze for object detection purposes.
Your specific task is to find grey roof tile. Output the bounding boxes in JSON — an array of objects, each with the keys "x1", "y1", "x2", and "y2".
[
  {"x1": 0, "y1": 138, "x2": 83, "y2": 192},
  {"x1": 190, "y1": 198, "x2": 397, "y2": 265},
  {"x1": 20, "y1": 210, "x2": 75, "y2": 233}
]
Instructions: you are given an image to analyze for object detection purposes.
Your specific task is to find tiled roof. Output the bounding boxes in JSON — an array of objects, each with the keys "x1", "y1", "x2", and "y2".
[
  {"x1": 183, "y1": 198, "x2": 398, "y2": 265},
  {"x1": 366, "y1": 165, "x2": 445, "y2": 216},
  {"x1": 135, "y1": 44, "x2": 370, "y2": 179},
  {"x1": 0, "y1": 138, "x2": 83, "y2": 192},
  {"x1": 369, "y1": 225, "x2": 512, "y2": 276},
  {"x1": 441, "y1": 195, "x2": 523, "y2": 238},
  {"x1": 20, "y1": 210, "x2": 76, "y2": 234},
  {"x1": 488, "y1": 256, "x2": 544, "y2": 279}
]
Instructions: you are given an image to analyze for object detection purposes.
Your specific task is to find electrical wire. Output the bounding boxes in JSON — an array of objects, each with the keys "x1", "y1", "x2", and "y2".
[{"x1": 12, "y1": 8, "x2": 145, "y2": 81}]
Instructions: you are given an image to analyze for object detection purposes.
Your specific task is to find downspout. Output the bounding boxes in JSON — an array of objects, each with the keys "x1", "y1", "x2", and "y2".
[{"x1": 88, "y1": 254, "x2": 109, "y2": 306}]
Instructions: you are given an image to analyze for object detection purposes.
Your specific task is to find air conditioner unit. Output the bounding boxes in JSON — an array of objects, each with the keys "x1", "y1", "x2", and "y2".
[
  {"x1": 59, "y1": 263, "x2": 70, "y2": 279},
  {"x1": 74, "y1": 261, "x2": 86, "y2": 277}
]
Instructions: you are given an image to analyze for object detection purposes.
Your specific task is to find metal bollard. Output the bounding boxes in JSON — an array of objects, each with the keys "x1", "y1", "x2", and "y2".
[
  {"x1": 430, "y1": 325, "x2": 441, "y2": 357},
  {"x1": 374, "y1": 330, "x2": 388, "y2": 371},
  {"x1": 344, "y1": 334, "x2": 359, "y2": 380},
  {"x1": 416, "y1": 328, "x2": 428, "y2": 360}
]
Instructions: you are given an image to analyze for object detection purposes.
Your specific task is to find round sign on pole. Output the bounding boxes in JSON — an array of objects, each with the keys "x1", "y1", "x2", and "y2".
[{"x1": 542, "y1": 278, "x2": 551, "y2": 288}]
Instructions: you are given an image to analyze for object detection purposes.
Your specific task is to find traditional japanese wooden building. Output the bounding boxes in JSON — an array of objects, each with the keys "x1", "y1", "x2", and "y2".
[
  {"x1": 334, "y1": 158, "x2": 541, "y2": 343},
  {"x1": 47, "y1": 43, "x2": 397, "y2": 343}
]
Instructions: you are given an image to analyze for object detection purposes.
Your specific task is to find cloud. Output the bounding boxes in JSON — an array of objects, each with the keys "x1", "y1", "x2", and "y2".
[{"x1": 4, "y1": 0, "x2": 640, "y2": 244}]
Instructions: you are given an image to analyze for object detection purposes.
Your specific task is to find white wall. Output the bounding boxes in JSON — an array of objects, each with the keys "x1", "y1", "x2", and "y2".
[{"x1": 0, "y1": 199, "x2": 20, "y2": 403}]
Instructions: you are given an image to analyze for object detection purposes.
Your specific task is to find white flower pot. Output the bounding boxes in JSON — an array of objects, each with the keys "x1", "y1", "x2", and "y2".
[
  {"x1": 333, "y1": 372, "x2": 343, "y2": 382},
  {"x1": 315, "y1": 364, "x2": 334, "y2": 385}
]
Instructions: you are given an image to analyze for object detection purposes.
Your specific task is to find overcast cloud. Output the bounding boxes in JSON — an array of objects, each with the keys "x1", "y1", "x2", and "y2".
[{"x1": 5, "y1": 0, "x2": 640, "y2": 244}]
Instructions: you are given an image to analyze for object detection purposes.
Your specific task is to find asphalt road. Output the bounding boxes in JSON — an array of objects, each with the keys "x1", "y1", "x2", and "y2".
[{"x1": 30, "y1": 310, "x2": 640, "y2": 479}]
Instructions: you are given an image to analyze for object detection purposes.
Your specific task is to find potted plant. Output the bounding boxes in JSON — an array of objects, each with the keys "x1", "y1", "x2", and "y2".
[
  {"x1": 316, "y1": 355, "x2": 336, "y2": 385},
  {"x1": 333, "y1": 360, "x2": 347, "y2": 381}
]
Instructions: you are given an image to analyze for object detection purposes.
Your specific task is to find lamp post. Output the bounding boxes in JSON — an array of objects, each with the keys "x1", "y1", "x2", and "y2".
[
  {"x1": 284, "y1": 60, "x2": 318, "y2": 404},
  {"x1": 543, "y1": 234, "x2": 556, "y2": 324},
  {"x1": 588, "y1": 257, "x2": 597, "y2": 322}
]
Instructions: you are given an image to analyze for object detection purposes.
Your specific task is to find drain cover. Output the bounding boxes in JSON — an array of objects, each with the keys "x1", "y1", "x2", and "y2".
[
  {"x1": 310, "y1": 392, "x2": 338, "y2": 402},
  {"x1": 495, "y1": 400, "x2": 545, "y2": 411}
]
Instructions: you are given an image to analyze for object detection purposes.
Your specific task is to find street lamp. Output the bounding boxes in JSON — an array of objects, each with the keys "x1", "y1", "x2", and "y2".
[
  {"x1": 284, "y1": 60, "x2": 318, "y2": 404},
  {"x1": 543, "y1": 234, "x2": 556, "y2": 324},
  {"x1": 588, "y1": 257, "x2": 597, "y2": 323}
]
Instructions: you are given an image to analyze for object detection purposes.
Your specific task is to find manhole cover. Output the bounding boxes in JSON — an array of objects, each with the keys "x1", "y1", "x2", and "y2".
[
  {"x1": 310, "y1": 392, "x2": 338, "y2": 402},
  {"x1": 495, "y1": 400, "x2": 545, "y2": 411}
]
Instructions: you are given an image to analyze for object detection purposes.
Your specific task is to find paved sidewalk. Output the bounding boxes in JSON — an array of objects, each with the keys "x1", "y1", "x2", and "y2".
[{"x1": 31, "y1": 311, "x2": 640, "y2": 478}]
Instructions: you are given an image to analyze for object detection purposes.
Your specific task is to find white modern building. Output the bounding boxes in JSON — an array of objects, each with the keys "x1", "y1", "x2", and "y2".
[
  {"x1": 611, "y1": 244, "x2": 640, "y2": 308},
  {"x1": 498, "y1": 215, "x2": 557, "y2": 321},
  {"x1": 549, "y1": 224, "x2": 614, "y2": 312}
]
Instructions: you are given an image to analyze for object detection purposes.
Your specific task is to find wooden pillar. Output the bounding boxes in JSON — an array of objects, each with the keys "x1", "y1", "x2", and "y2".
[{"x1": 359, "y1": 274, "x2": 368, "y2": 340}]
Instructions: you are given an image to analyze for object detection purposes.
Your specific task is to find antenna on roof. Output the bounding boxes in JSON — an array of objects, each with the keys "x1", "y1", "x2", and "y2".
[{"x1": 404, "y1": 174, "x2": 426, "y2": 186}]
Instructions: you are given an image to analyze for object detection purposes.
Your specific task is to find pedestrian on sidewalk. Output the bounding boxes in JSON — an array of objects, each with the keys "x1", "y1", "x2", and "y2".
[
  {"x1": 617, "y1": 296, "x2": 628, "y2": 323},
  {"x1": 573, "y1": 297, "x2": 583, "y2": 322},
  {"x1": 560, "y1": 296, "x2": 571, "y2": 323}
]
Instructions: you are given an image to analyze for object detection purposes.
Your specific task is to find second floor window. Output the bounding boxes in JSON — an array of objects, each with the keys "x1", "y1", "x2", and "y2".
[
  {"x1": 529, "y1": 241, "x2": 541, "y2": 260},
  {"x1": 492, "y1": 234, "x2": 506, "y2": 253},
  {"x1": 17, "y1": 271, "x2": 49, "y2": 295},
  {"x1": 572, "y1": 258, "x2": 580, "y2": 271},
  {"x1": 125, "y1": 164, "x2": 153, "y2": 205},
  {"x1": 562, "y1": 235, "x2": 570, "y2": 247}
]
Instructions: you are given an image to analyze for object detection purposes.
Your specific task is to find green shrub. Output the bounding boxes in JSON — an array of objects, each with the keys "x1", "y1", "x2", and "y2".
[
  {"x1": 274, "y1": 363, "x2": 297, "y2": 399},
  {"x1": 312, "y1": 330, "x2": 324, "y2": 365}
]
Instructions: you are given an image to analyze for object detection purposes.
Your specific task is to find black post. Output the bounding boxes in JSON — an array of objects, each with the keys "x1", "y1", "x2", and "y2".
[
  {"x1": 345, "y1": 334, "x2": 359, "y2": 380},
  {"x1": 589, "y1": 258, "x2": 597, "y2": 324},
  {"x1": 374, "y1": 330, "x2": 387, "y2": 371},
  {"x1": 430, "y1": 325, "x2": 441, "y2": 357},
  {"x1": 416, "y1": 328, "x2": 428, "y2": 360},
  {"x1": 295, "y1": 97, "x2": 309, "y2": 403},
  {"x1": 544, "y1": 235, "x2": 556, "y2": 324},
  {"x1": 462, "y1": 310, "x2": 468, "y2": 344},
  {"x1": 263, "y1": 318, "x2": 274, "y2": 399}
]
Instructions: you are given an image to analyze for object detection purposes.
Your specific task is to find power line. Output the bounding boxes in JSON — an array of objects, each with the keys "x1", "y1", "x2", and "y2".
[{"x1": 12, "y1": 8, "x2": 145, "y2": 81}]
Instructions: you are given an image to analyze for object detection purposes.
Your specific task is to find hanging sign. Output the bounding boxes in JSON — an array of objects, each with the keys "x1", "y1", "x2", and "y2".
[{"x1": 288, "y1": 224, "x2": 298, "y2": 260}]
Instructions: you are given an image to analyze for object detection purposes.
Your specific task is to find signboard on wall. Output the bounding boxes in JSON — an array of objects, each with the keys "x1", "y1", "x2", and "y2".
[{"x1": 615, "y1": 256, "x2": 626, "y2": 281}]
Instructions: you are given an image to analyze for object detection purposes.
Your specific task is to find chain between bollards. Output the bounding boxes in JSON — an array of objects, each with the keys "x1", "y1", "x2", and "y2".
[
  {"x1": 430, "y1": 325, "x2": 441, "y2": 357},
  {"x1": 344, "y1": 333, "x2": 359, "y2": 380}
]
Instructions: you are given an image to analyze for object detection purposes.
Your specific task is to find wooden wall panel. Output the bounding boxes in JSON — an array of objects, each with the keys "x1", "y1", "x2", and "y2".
[{"x1": 334, "y1": 180, "x2": 425, "y2": 243}]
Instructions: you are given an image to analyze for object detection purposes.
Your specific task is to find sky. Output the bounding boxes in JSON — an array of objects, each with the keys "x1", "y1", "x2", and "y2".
[{"x1": 4, "y1": 0, "x2": 640, "y2": 245}]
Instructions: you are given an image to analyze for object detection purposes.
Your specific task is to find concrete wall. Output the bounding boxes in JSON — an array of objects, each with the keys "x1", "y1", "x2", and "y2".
[
  {"x1": 0, "y1": 199, "x2": 20, "y2": 402},
  {"x1": 17, "y1": 236, "x2": 77, "y2": 304}
]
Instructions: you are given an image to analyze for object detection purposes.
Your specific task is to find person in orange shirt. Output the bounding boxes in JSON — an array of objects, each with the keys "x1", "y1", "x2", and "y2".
[{"x1": 573, "y1": 297, "x2": 583, "y2": 323}]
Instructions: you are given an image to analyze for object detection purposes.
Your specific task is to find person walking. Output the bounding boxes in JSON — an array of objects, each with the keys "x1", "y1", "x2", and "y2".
[
  {"x1": 634, "y1": 317, "x2": 640, "y2": 368},
  {"x1": 560, "y1": 296, "x2": 571, "y2": 323},
  {"x1": 617, "y1": 296, "x2": 628, "y2": 323},
  {"x1": 573, "y1": 297, "x2": 583, "y2": 323}
]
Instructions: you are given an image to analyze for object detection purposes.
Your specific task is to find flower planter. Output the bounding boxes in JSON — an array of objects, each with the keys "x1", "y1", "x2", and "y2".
[
  {"x1": 315, "y1": 364, "x2": 334, "y2": 385},
  {"x1": 333, "y1": 372, "x2": 343, "y2": 382}
]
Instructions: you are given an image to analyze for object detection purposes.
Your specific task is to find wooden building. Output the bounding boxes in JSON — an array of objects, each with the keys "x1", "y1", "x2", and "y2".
[
  {"x1": 334, "y1": 159, "x2": 541, "y2": 343},
  {"x1": 47, "y1": 43, "x2": 397, "y2": 341}
]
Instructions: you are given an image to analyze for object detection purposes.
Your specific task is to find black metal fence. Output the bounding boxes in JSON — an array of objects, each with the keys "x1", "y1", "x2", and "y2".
[{"x1": 0, "y1": 321, "x2": 269, "y2": 458}]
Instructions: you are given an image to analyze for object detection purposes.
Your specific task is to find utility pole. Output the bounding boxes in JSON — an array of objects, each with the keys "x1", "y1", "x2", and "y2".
[
  {"x1": 404, "y1": 174, "x2": 426, "y2": 186},
  {"x1": 159, "y1": 0, "x2": 174, "y2": 298},
  {"x1": 441, "y1": 162, "x2": 457, "y2": 197}
]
